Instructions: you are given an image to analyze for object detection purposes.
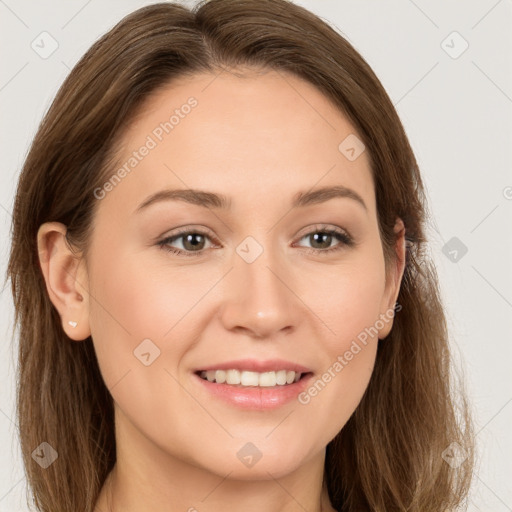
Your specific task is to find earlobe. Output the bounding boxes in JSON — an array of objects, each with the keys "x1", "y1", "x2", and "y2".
[
  {"x1": 378, "y1": 217, "x2": 406, "y2": 340},
  {"x1": 37, "y1": 222, "x2": 91, "y2": 341}
]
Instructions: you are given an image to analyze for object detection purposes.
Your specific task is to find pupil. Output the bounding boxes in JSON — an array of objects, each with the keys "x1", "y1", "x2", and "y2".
[
  {"x1": 312, "y1": 233, "x2": 331, "y2": 249},
  {"x1": 184, "y1": 234, "x2": 204, "y2": 251}
]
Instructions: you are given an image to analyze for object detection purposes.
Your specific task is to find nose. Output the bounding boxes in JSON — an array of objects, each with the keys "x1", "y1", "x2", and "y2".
[{"x1": 219, "y1": 241, "x2": 303, "y2": 339}]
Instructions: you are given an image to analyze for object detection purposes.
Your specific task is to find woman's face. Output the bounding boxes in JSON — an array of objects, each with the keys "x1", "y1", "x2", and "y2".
[{"x1": 78, "y1": 68, "x2": 404, "y2": 479}]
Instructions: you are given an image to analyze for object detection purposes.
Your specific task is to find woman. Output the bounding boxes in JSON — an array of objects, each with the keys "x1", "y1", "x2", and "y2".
[{"x1": 7, "y1": 0, "x2": 474, "y2": 510}]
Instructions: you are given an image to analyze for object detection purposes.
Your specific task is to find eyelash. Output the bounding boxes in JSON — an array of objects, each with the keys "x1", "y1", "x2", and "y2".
[{"x1": 157, "y1": 225, "x2": 354, "y2": 258}]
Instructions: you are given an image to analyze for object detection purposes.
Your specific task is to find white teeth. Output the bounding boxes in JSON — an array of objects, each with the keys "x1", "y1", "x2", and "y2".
[
  {"x1": 241, "y1": 371, "x2": 259, "y2": 386},
  {"x1": 259, "y1": 371, "x2": 276, "y2": 387},
  {"x1": 276, "y1": 370, "x2": 287, "y2": 385},
  {"x1": 215, "y1": 369, "x2": 226, "y2": 383},
  {"x1": 226, "y1": 369, "x2": 241, "y2": 385},
  {"x1": 199, "y1": 369, "x2": 304, "y2": 387}
]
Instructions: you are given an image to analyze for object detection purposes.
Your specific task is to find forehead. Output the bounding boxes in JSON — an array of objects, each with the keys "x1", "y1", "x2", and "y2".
[{"x1": 100, "y1": 68, "x2": 375, "y2": 216}]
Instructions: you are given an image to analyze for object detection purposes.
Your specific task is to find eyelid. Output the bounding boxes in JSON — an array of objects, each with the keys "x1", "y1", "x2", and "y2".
[
  {"x1": 293, "y1": 224, "x2": 354, "y2": 253},
  {"x1": 295, "y1": 223, "x2": 352, "y2": 240},
  {"x1": 158, "y1": 223, "x2": 352, "y2": 243},
  {"x1": 157, "y1": 225, "x2": 218, "y2": 243},
  {"x1": 155, "y1": 225, "x2": 219, "y2": 257}
]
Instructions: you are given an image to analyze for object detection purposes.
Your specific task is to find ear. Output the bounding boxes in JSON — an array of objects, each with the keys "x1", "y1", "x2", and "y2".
[
  {"x1": 37, "y1": 222, "x2": 91, "y2": 341},
  {"x1": 377, "y1": 217, "x2": 406, "y2": 340}
]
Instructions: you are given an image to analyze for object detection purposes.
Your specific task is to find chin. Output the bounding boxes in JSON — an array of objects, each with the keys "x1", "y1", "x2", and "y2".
[{"x1": 196, "y1": 440, "x2": 313, "y2": 481}]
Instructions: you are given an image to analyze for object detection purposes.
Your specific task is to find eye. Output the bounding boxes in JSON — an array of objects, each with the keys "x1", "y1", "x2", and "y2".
[
  {"x1": 157, "y1": 228, "x2": 216, "y2": 257},
  {"x1": 294, "y1": 225, "x2": 354, "y2": 254},
  {"x1": 157, "y1": 224, "x2": 354, "y2": 257}
]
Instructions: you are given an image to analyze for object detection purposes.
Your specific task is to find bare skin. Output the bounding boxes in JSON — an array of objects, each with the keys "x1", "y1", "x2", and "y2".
[{"x1": 38, "y1": 67, "x2": 405, "y2": 512}]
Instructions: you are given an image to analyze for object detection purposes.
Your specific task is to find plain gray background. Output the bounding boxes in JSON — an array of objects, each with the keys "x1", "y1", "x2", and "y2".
[{"x1": 1, "y1": 1, "x2": 511, "y2": 510}]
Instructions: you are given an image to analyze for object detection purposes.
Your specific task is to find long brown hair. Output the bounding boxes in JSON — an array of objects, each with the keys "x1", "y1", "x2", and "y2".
[{"x1": 6, "y1": 1, "x2": 474, "y2": 510}]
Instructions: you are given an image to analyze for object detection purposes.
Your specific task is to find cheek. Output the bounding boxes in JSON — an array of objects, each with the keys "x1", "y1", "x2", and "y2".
[
  {"x1": 86, "y1": 243, "x2": 228, "y2": 392},
  {"x1": 296, "y1": 249, "x2": 386, "y2": 425},
  {"x1": 310, "y1": 250, "x2": 387, "y2": 354},
  {"x1": 86, "y1": 249, "x2": 195, "y2": 385},
  {"x1": 296, "y1": 285, "x2": 383, "y2": 448}
]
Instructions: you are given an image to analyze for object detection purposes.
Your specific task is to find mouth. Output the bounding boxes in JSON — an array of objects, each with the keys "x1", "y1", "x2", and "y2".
[
  {"x1": 192, "y1": 359, "x2": 314, "y2": 409},
  {"x1": 195, "y1": 369, "x2": 312, "y2": 388}
]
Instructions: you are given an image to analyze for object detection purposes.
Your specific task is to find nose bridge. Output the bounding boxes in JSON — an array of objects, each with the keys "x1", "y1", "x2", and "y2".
[{"x1": 219, "y1": 232, "x2": 300, "y2": 337}]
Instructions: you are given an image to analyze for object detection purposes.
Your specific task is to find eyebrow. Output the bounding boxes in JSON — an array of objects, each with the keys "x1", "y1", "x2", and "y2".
[{"x1": 134, "y1": 185, "x2": 367, "y2": 213}]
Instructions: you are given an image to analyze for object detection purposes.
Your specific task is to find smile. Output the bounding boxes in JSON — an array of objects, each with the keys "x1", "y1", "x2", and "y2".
[{"x1": 197, "y1": 369, "x2": 304, "y2": 387}]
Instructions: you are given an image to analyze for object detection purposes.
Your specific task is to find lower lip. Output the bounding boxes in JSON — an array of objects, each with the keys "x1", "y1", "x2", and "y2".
[{"x1": 193, "y1": 372, "x2": 314, "y2": 410}]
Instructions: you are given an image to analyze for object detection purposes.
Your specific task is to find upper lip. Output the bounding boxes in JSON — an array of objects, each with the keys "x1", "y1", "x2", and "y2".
[{"x1": 195, "y1": 359, "x2": 312, "y2": 374}]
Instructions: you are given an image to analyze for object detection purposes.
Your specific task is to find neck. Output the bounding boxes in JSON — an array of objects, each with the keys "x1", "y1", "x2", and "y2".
[
  {"x1": 94, "y1": 407, "x2": 336, "y2": 512},
  {"x1": 96, "y1": 457, "x2": 334, "y2": 512}
]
